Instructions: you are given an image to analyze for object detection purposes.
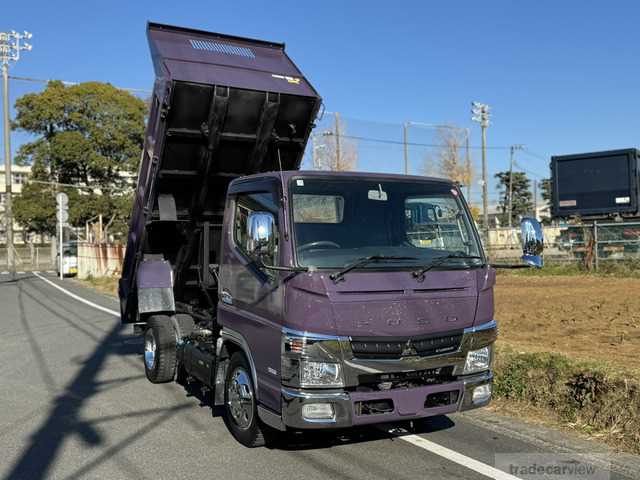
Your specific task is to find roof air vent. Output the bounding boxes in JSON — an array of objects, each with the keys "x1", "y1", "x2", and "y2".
[{"x1": 189, "y1": 39, "x2": 255, "y2": 59}]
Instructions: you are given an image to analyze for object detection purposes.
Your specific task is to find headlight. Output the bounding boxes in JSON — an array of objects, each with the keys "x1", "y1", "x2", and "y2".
[
  {"x1": 282, "y1": 330, "x2": 345, "y2": 388},
  {"x1": 300, "y1": 360, "x2": 343, "y2": 388},
  {"x1": 463, "y1": 346, "x2": 492, "y2": 374}
]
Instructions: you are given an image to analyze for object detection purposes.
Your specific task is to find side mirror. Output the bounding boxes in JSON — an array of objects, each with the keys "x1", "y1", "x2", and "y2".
[
  {"x1": 520, "y1": 217, "x2": 544, "y2": 268},
  {"x1": 247, "y1": 211, "x2": 275, "y2": 259}
]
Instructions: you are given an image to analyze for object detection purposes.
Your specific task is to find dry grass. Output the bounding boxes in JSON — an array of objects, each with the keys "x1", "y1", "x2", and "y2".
[
  {"x1": 493, "y1": 274, "x2": 640, "y2": 454},
  {"x1": 76, "y1": 276, "x2": 119, "y2": 297},
  {"x1": 493, "y1": 347, "x2": 640, "y2": 454}
]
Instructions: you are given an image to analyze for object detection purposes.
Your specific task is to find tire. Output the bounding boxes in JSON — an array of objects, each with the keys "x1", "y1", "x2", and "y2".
[
  {"x1": 144, "y1": 315, "x2": 177, "y2": 383},
  {"x1": 223, "y1": 352, "x2": 275, "y2": 447}
]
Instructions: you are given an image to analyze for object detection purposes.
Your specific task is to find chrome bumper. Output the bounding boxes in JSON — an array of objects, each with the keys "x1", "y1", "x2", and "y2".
[
  {"x1": 279, "y1": 370, "x2": 493, "y2": 430},
  {"x1": 274, "y1": 320, "x2": 497, "y2": 430}
]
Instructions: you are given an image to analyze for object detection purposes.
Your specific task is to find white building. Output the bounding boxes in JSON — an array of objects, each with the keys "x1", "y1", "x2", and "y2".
[{"x1": 0, "y1": 164, "x2": 33, "y2": 244}]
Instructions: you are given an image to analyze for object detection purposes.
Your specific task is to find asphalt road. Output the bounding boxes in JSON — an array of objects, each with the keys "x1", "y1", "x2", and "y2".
[{"x1": 1, "y1": 272, "x2": 638, "y2": 480}]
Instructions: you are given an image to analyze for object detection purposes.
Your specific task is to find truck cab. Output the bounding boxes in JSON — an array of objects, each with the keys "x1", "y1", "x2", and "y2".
[{"x1": 119, "y1": 23, "x2": 543, "y2": 447}]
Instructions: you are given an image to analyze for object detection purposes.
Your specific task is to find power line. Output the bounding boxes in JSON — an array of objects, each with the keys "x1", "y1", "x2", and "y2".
[
  {"x1": 322, "y1": 131, "x2": 511, "y2": 151},
  {"x1": 8, "y1": 74, "x2": 151, "y2": 95},
  {"x1": 513, "y1": 160, "x2": 547, "y2": 179},
  {"x1": 521, "y1": 148, "x2": 549, "y2": 162}
]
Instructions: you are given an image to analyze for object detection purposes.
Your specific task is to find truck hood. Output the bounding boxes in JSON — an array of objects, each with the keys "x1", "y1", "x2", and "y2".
[{"x1": 284, "y1": 268, "x2": 495, "y2": 337}]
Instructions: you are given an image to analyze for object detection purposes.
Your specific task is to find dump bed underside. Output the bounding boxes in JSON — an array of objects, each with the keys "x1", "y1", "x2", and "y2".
[{"x1": 119, "y1": 23, "x2": 321, "y2": 321}]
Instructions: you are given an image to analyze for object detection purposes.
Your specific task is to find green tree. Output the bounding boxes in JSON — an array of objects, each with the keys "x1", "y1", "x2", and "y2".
[
  {"x1": 540, "y1": 178, "x2": 552, "y2": 202},
  {"x1": 494, "y1": 171, "x2": 534, "y2": 226},
  {"x1": 12, "y1": 81, "x2": 146, "y2": 239}
]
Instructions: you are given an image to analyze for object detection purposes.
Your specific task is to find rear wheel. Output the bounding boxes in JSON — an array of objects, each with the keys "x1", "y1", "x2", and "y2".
[
  {"x1": 223, "y1": 352, "x2": 275, "y2": 447},
  {"x1": 144, "y1": 315, "x2": 177, "y2": 383}
]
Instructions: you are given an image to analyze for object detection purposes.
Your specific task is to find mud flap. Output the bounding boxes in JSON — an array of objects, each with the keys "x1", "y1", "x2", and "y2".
[{"x1": 137, "y1": 260, "x2": 175, "y2": 314}]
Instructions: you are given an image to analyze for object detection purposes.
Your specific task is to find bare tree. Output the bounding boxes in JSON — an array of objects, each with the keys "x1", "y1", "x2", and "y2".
[
  {"x1": 313, "y1": 113, "x2": 358, "y2": 171},
  {"x1": 420, "y1": 151, "x2": 438, "y2": 177},
  {"x1": 435, "y1": 126, "x2": 473, "y2": 186}
]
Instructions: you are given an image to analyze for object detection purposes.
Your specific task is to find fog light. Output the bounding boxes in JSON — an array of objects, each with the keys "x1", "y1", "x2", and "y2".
[
  {"x1": 472, "y1": 384, "x2": 492, "y2": 404},
  {"x1": 302, "y1": 403, "x2": 335, "y2": 420}
]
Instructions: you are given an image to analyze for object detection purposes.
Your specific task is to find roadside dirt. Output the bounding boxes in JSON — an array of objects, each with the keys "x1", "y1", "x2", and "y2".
[{"x1": 494, "y1": 274, "x2": 640, "y2": 374}]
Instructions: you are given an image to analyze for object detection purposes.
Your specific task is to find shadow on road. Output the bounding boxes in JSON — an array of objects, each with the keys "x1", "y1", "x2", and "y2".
[
  {"x1": 5, "y1": 276, "x2": 458, "y2": 480},
  {"x1": 269, "y1": 415, "x2": 456, "y2": 451},
  {"x1": 3, "y1": 278, "x2": 190, "y2": 480}
]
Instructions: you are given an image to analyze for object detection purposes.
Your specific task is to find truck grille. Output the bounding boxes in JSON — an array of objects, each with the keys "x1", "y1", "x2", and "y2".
[{"x1": 350, "y1": 332, "x2": 462, "y2": 359}]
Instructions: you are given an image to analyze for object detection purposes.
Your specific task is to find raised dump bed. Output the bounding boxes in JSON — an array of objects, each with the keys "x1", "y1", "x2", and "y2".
[{"x1": 119, "y1": 23, "x2": 321, "y2": 322}]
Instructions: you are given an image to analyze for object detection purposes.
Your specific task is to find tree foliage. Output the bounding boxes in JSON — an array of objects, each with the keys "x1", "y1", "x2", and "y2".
[
  {"x1": 12, "y1": 81, "x2": 146, "y2": 238},
  {"x1": 540, "y1": 178, "x2": 552, "y2": 202},
  {"x1": 494, "y1": 171, "x2": 534, "y2": 226}
]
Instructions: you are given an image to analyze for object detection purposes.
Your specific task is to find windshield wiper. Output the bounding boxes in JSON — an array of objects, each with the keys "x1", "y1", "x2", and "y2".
[
  {"x1": 412, "y1": 254, "x2": 484, "y2": 279},
  {"x1": 330, "y1": 255, "x2": 417, "y2": 283}
]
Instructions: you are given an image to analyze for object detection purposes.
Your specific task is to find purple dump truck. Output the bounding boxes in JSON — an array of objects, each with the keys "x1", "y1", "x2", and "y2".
[{"x1": 119, "y1": 23, "x2": 544, "y2": 447}]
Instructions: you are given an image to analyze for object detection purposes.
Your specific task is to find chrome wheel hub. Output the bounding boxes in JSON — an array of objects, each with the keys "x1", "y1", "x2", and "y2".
[
  {"x1": 227, "y1": 367, "x2": 254, "y2": 429},
  {"x1": 144, "y1": 332, "x2": 156, "y2": 370}
]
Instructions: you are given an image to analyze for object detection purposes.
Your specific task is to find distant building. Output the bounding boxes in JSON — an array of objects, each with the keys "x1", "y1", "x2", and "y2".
[{"x1": 0, "y1": 165, "x2": 40, "y2": 244}]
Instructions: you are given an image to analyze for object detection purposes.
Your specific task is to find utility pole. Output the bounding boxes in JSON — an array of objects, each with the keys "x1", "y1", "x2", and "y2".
[
  {"x1": 1, "y1": 30, "x2": 32, "y2": 279},
  {"x1": 334, "y1": 112, "x2": 342, "y2": 171},
  {"x1": 464, "y1": 128, "x2": 471, "y2": 199},
  {"x1": 533, "y1": 179, "x2": 538, "y2": 219},
  {"x1": 508, "y1": 144, "x2": 524, "y2": 227},
  {"x1": 471, "y1": 102, "x2": 490, "y2": 234},
  {"x1": 311, "y1": 134, "x2": 317, "y2": 169},
  {"x1": 403, "y1": 122, "x2": 409, "y2": 175}
]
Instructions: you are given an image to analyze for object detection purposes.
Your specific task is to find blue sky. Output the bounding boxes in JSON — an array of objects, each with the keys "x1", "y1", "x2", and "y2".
[{"x1": 2, "y1": 0, "x2": 639, "y2": 205}]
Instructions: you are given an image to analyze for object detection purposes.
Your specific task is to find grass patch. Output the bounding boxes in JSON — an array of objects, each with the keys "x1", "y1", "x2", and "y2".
[
  {"x1": 500, "y1": 260, "x2": 640, "y2": 278},
  {"x1": 493, "y1": 347, "x2": 640, "y2": 454}
]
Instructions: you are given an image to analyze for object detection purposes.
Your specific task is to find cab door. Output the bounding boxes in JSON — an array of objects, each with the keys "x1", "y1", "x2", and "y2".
[{"x1": 217, "y1": 178, "x2": 284, "y2": 412}]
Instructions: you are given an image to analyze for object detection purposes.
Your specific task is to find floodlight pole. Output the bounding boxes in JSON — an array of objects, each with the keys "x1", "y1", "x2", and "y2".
[
  {"x1": 471, "y1": 102, "x2": 490, "y2": 234},
  {"x1": 1, "y1": 30, "x2": 32, "y2": 279},
  {"x1": 2, "y1": 63, "x2": 11, "y2": 277}
]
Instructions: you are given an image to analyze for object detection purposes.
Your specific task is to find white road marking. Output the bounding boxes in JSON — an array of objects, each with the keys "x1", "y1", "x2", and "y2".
[
  {"x1": 1, "y1": 271, "x2": 8, "y2": 275},
  {"x1": 17, "y1": 271, "x2": 25, "y2": 274},
  {"x1": 31, "y1": 272, "x2": 520, "y2": 479},
  {"x1": 33, "y1": 272, "x2": 119, "y2": 317},
  {"x1": 388, "y1": 428, "x2": 521, "y2": 480},
  {"x1": 33, "y1": 270, "x2": 40, "y2": 274}
]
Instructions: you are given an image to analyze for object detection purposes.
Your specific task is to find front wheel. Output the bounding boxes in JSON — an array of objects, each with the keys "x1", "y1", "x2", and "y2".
[{"x1": 223, "y1": 352, "x2": 276, "y2": 447}]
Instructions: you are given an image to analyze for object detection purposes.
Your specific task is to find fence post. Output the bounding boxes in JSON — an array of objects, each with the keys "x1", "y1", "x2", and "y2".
[{"x1": 593, "y1": 221, "x2": 599, "y2": 271}]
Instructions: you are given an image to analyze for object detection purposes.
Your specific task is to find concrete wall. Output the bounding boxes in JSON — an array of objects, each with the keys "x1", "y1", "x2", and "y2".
[{"x1": 78, "y1": 243, "x2": 125, "y2": 279}]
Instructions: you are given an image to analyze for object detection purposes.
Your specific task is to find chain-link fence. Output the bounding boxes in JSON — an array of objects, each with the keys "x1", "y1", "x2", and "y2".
[
  {"x1": 303, "y1": 113, "x2": 489, "y2": 205},
  {"x1": 485, "y1": 222, "x2": 640, "y2": 269}
]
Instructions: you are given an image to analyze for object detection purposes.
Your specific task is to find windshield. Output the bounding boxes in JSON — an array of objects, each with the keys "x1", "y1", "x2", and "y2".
[{"x1": 290, "y1": 177, "x2": 483, "y2": 269}]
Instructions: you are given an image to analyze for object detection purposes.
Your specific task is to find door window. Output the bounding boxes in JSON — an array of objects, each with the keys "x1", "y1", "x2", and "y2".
[{"x1": 233, "y1": 192, "x2": 279, "y2": 265}]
